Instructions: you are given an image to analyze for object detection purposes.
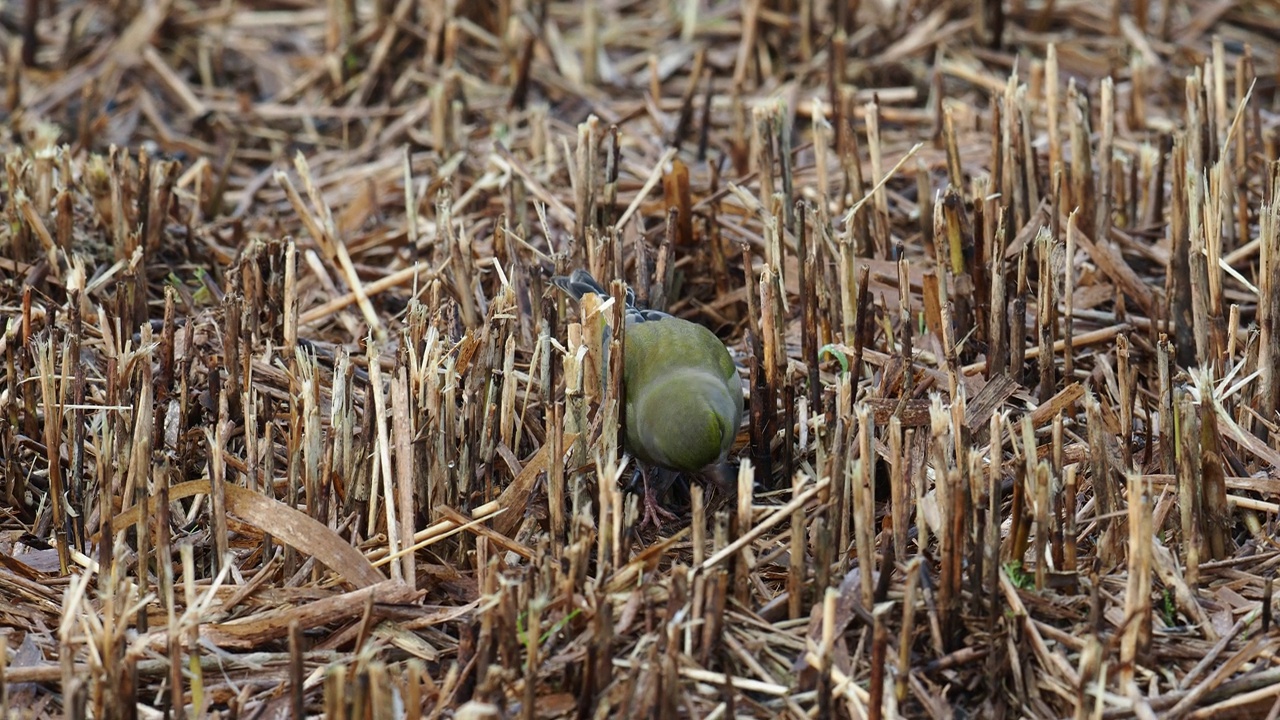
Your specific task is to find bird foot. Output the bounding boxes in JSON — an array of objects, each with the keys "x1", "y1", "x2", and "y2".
[
  {"x1": 629, "y1": 466, "x2": 680, "y2": 532},
  {"x1": 639, "y1": 485, "x2": 679, "y2": 533}
]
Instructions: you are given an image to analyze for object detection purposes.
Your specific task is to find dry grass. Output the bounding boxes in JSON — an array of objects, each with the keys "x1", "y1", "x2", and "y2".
[{"x1": 3, "y1": 0, "x2": 1280, "y2": 717}]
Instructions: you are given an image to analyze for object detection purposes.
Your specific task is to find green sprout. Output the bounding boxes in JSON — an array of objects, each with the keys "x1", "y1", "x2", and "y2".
[{"x1": 819, "y1": 344, "x2": 849, "y2": 375}]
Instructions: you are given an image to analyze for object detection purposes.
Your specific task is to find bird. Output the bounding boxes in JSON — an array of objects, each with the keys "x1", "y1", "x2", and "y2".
[{"x1": 551, "y1": 269, "x2": 742, "y2": 530}]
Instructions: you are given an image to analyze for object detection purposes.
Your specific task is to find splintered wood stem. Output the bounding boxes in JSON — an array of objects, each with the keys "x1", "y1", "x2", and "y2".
[
  {"x1": 1119, "y1": 472, "x2": 1153, "y2": 688},
  {"x1": 1064, "y1": 208, "x2": 1076, "y2": 384},
  {"x1": 1033, "y1": 460, "x2": 1050, "y2": 591},
  {"x1": 1117, "y1": 333, "x2": 1133, "y2": 471},
  {"x1": 1259, "y1": 192, "x2": 1280, "y2": 433},
  {"x1": 855, "y1": 404, "x2": 875, "y2": 608},
  {"x1": 889, "y1": 416, "x2": 907, "y2": 561},
  {"x1": 1046, "y1": 44, "x2": 1061, "y2": 185},
  {"x1": 1036, "y1": 227, "x2": 1056, "y2": 402},
  {"x1": 1097, "y1": 78, "x2": 1115, "y2": 246},
  {"x1": 788, "y1": 472, "x2": 806, "y2": 619},
  {"x1": 988, "y1": 207, "x2": 1009, "y2": 378},
  {"x1": 866, "y1": 99, "x2": 889, "y2": 258}
]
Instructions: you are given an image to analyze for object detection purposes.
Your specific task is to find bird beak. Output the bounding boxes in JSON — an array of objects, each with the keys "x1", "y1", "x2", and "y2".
[{"x1": 707, "y1": 461, "x2": 736, "y2": 496}]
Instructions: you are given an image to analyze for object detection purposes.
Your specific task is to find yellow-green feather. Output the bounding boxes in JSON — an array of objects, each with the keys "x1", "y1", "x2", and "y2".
[
  {"x1": 623, "y1": 315, "x2": 741, "y2": 471},
  {"x1": 552, "y1": 270, "x2": 742, "y2": 473}
]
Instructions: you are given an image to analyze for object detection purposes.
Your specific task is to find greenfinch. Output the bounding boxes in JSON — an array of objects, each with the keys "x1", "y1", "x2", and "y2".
[{"x1": 552, "y1": 270, "x2": 742, "y2": 528}]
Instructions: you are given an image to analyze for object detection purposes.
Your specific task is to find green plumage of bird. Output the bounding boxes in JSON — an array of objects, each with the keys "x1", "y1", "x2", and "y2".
[{"x1": 552, "y1": 270, "x2": 743, "y2": 528}]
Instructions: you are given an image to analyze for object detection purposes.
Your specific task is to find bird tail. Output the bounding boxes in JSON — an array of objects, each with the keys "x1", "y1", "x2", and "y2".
[
  {"x1": 550, "y1": 269, "x2": 608, "y2": 300},
  {"x1": 553, "y1": 270, "x2": 649, "y2": 314}
]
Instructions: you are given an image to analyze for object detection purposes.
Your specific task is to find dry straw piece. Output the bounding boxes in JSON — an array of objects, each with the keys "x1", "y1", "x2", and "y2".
[{"x1": 2, "y1": 0, "x2": 1280, "y2": 718}]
